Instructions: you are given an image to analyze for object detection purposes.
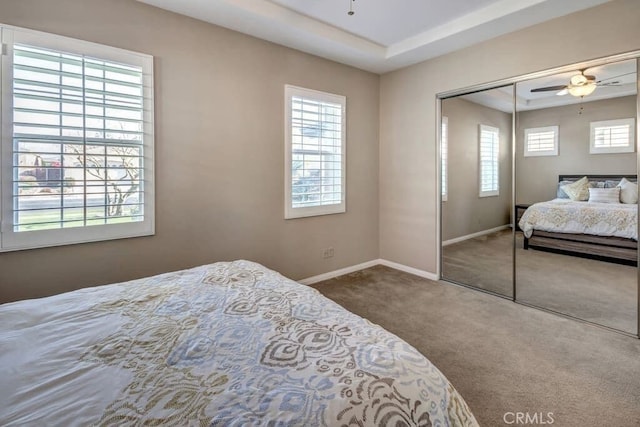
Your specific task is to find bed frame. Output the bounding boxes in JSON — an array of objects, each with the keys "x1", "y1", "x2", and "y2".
[{"x1": 523, "y1": 174, "x2": 638, "y2": 266}]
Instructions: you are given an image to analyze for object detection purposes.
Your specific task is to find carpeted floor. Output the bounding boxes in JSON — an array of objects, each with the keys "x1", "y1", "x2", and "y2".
[
  {"x1": 443, "y1": 229, "x2": 637, "y2": 334},
  {"x1": 311, "y1": 265, "x2": 640, "y2": 427}
]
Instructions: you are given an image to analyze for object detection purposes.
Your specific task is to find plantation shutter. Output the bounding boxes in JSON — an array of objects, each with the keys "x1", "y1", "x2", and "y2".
[
  {"x1": 12, "y1": 44, "x2": 145, "y2": 231},
  {"x1": 285, "y1": 85, "x2": 346, "y2": 219},
  {"x1": 524, "y1": 126, "x2": 558, "y2": 156},
  {"x1": 479, "y1": 124, "x2": 499, "y2": 197},
  {"x1": 1, "y1": 25, "x2": 154, "y2": 252},
  {"x1": 441, "y1": 116, "x2": 448, "y2": 201}
]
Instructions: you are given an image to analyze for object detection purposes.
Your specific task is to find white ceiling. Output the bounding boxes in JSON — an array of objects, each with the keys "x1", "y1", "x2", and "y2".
[{"x1": 136, "y1": 0, "x2": 612, "y2": 74}]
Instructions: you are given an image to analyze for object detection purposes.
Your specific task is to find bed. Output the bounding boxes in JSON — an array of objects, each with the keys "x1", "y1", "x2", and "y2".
[
  {"x1": 0, "y1": 260, "x2": 477, "y2": 426},
  {"x1": 518, "y1": 175, "x2": 638, "y2": 265}
]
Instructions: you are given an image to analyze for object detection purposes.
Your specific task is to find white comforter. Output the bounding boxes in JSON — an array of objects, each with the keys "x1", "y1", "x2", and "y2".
[
  {"x1": 0, "y1": 260, "x2": 477, "y2": 426},
  {"x1": 518, "y1": 199, "x2": 638, "y2": 240}
]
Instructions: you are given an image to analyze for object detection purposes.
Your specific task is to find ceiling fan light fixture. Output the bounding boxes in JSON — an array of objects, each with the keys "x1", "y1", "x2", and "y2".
[
  {"x1": 567, "y1": 82, "x2": 597, "y2": 97},
  {"x1": 570, "y1": 74, "x2": 588, "y2": 85}
]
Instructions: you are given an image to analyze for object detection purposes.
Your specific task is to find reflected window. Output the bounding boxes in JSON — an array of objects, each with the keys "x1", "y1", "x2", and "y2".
[
  {"x1": 479, "y1": 124, "x2": 499, "y2": 197},
  {"x1": 441, "y1": 116, "x2": 448, "y2": 201},
  {"x1": 590, "y1": 118, "x2": 635, "y2": 154},
  {"x1": 524, "y1": 126, "x2": 559, "y2": 157}
]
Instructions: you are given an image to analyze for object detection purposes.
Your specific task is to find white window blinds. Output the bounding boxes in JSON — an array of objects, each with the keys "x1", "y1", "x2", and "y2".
[
  {"x1": 441, "y1": 116, "x2": 448, "y2": 201},
  {"x1": 1, "y1": 26, "x2": 154, "y2": 251},
  {"x1": 479, "y1": 124, "x2": 499, "y2": 197},
  {"x1": 285, "y1": 85, "x2": 345, "y2": 219},
  {"x1": 524, "y1": 126, "x2": 558, "y2": 157},
  {"x1": 590, "y1": 118, "x2": 635, "y2": 154}
]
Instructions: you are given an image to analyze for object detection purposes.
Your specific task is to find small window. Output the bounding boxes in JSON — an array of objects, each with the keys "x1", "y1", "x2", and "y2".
[
  {"x1": 590, "y1": 118, "x2": 635, "y2": 154},
  {"x1": 1, "y1": 25, "x2": 154, "y2": 252},
  {"x1": 284, "y1": 85, "x2": 345, "y2": 219},
  {"x1": 524, "y1": 126, "x2": 558, "y2": 157},
  {"x1": 441, "y1": 116, "x2": 448, "y2": 202},
  {"x1": 479, "y1": 124, "x2": 499, "y2": 197}
]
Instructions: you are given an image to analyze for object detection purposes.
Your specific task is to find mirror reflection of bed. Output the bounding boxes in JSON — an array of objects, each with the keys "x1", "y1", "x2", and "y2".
[
  {"x1": 515, "y1": 59, "x2": 638, "y2": 334},
  {"x1": 516, "y1": 176, "x2": 637, "y2": 333}
]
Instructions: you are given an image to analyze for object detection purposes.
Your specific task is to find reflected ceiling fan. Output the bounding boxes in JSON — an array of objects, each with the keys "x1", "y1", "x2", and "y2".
[{"x1": 530, "y1": 70, "x2": 629, "y2": 97}]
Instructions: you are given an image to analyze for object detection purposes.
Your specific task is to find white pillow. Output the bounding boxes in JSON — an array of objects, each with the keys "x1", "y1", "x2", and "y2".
[
  {"x1": 588, "y1": 187, "x2": 620, "y2": 204},
  {"x1": 617, "y1": 177, "x2": 638, "y2": 204},
  {"x1": 561, "y1": 176, "x2": 590, "y2": 201}
]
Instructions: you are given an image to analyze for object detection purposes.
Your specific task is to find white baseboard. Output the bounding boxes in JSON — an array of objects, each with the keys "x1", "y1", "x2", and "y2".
[
  {"x1": 443, "y1": 224, "x2": 510, "y2": 246},
  {"x1": 299, "y1": 258, "x2": 438, "y2": 284},
  {"x1": 298, "y1": 260, "x2": 379, "y2": 285},
  {"x1": 377, "y1": 259, "x2": 439, "y2": 281}
]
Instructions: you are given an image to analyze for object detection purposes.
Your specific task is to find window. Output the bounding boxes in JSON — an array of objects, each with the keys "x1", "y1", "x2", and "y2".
[
  {"x1": 590, "y1": 118, "x2": 635, "y2": 154},
  {"x1": 479, "y1": 124, "x2": 499, "y2": 197},
  {"x1": 285, "y1": 85, "x2": 345, "y2": 219},
  {"x1": 524, "y1": 125, "x2": 558, "y2": 157},
  {"x1": 0, "y1": 25, "x2": 154, "y2": 251},
  {"x1": 441, "y1": 116, "x2": 448, "y2": 202}
]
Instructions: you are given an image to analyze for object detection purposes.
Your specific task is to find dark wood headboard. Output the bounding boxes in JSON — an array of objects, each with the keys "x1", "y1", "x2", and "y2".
[{"x1": 559, "y1": 174, "x2": 637, "y2": 182}]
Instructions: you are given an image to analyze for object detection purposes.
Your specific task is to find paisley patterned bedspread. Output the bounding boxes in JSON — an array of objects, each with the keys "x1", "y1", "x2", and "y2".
[
  {"x1": 0, "y1": 260, "x2": 477, "y2": 426},
  {"x1": 519, "y1": 199, "x2": 637, "y2": 239}
]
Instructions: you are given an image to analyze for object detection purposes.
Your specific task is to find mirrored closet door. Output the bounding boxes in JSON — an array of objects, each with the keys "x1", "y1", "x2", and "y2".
[
  {"x1": 439, "y1": 54, "x2": 639, "y2": 337},
  {"x1": 514, "y1": 58, "x2": 638, "y2": 335},
  {"x1": 440, "y1": 86, "x2": 514, "y2": 299}
]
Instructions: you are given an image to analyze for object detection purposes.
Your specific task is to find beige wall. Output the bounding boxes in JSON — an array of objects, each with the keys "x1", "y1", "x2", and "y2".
[
  {"x1": 516, "y1": 95, "x2": 636, "y2": 204},
  {"x1": 442, "y1": 97, "x2": 512, "y2": 240},
  {"x1": 380, "y1": 0, "x2": 640, "y2": 274},
  {"x1": 0, "y1": 0, "x2": 380, "y2": 302}
]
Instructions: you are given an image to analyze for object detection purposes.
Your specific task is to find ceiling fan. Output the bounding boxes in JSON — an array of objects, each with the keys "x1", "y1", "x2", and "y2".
[{"x1": 530, "y1": 70, "x2": 626, "y2": 97}]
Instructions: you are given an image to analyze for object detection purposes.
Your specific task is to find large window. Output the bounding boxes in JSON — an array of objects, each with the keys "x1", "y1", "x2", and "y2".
[
  {"x1": 524, "y1": 125, "x2": 558, "y2": 157},
  {"x1": 479, "y1": 124, "x2": 499, "y2": 197},
  {"x1": 284, "y1": 85, "x2": 345, "y2": 219},
  {"x1": 590, "y1": 118, "x2": 635, "y2": 154},
  {"x1": 0, "y1": 25, "x2": 154, "y2": 251}
]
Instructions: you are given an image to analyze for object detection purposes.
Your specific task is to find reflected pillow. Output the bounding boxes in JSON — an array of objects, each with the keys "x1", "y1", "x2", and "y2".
[
  {"x1": 588, "y1": 187, "x2": 620, "y2": 204},
  {"x1": 617, "y1": 177, "x2": 638, "y2": 204},
  {"x1": 561, "y1": 176, "x2": 589, "y2": 201}
]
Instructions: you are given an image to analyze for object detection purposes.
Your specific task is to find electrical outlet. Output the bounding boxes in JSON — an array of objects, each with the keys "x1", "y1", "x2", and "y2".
[{"x1": 322, "y1": 247, "x2": 334, "y2": 259}]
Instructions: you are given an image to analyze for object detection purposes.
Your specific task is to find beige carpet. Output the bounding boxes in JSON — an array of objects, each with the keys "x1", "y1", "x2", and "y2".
[
  {"x1": 443, "y1": 229, "x2": 637, "y2": 334},
  {"x1": 311, "y1": 265, "x2": 640, "y2": 427}
]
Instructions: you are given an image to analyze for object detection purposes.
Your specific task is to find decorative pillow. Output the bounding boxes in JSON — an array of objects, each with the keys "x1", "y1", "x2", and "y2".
[
  {"x1": 556, "y1": 181, "x2": 572, "y2": 199},
  {"x1": 561, "y1": 176, "x2": 590, "y2": 201},
  {"x1": 588, "y1": 187, "x2": 620, "y2": 204},
  {"x1": 617, "y1": 177, "x2": 638, "y2": 204}
]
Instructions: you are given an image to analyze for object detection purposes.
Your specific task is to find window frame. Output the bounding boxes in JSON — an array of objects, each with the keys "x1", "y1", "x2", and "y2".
[
  {"x1": 589, "y1": 118, "x2": 635, "y2": 154},
  {"x1": 284, "y1": 84, "x2": 346, "y2": 219},
  {"x1": 478, "y1": 124, "x2": 499, "y2": 198},
  {"x1": 0, "y1": 24, "x2": 155, "y2": 252},
  {"x1": 524, "y1": 125, "x2": 559, "y2": 157}
]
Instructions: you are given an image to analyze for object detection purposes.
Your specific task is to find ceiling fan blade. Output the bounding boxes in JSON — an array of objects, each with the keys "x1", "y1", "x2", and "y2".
[
  {"x1": 531, "y1": 85, "x2": 568, "y2": 93},
  {"x1": 556, "y1": 88, "x2": 568, "y2": 96},
  {"x1": 597, "y1": 80, "x2": 621, "y2": 86},
  {"x1": 597, "y1": 72, "x2": 635, "y2": 83}
]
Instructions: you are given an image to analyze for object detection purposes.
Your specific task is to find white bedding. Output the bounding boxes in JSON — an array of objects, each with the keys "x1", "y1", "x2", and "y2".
[
  {"x1": 518, "y1": 199, "x2": 637, "y2": 240},
  {"x1": 0, "y1": 260, "x2": 477, "y2": 426}
]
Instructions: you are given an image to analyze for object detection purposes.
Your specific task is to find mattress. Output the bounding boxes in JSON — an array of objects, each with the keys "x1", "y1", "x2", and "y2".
[
  {"x1": 0, "y1": 260, "x2": 477, "y2": 426},
  {"x1": 518, "y1": 199, "x2": 637, "y2": 240}
]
